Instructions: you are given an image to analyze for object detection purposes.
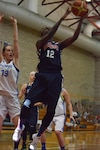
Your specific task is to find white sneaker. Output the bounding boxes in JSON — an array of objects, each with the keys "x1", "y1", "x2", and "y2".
[
  {"x1": 29, "y1": 133, "x2": 39, "y2": 150},
  {"x1": 12, "y1": 125, "x2": 25, "y2": 142}
]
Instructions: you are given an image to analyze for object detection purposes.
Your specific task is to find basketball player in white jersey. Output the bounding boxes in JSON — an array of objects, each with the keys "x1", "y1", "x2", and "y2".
[
  {"x1": 41, "y1": 88, "x2": 74, "y2": 150},
  {"x1": 0, "y1": 15, "x2": 20, "y2": 137}
]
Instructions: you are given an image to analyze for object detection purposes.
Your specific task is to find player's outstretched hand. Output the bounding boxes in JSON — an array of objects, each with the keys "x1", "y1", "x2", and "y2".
[
  {"x1": 9, "y1": 16, "x2": 17, "y2": 24},
  {"x1": 70, "y1": 116, "x2": 75, "y2": 124}
]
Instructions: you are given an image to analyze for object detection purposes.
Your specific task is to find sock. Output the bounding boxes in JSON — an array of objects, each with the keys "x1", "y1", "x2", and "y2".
[
  {"x1": 41, "y1": 142, "x2": 46, "y2": 150},
  {"x1": 13, "y1": 140, "x2": 20, "y2": 149},
  {"x1": 61, "y1": 146, "x2": 65, "y2": 150}
]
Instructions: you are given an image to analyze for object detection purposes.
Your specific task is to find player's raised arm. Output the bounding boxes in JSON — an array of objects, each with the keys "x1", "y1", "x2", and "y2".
[
  {"x1": 36, "y1": 8, "x2": 71, "y2": 50},
  {"x1": 0, "y1": 15, "x2": 4, "y2": 62},
  {"x1": 59, "y1": 14, "x2": 87, "y2": 50},
  {"x1": 10, "y1": 16, "x2": 20, "y2": 69}
]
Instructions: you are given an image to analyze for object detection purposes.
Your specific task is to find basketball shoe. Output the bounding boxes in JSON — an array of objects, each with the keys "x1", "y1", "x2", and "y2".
[
  {"x1": 28, "y1": 133, "x2": 39, "y2": 150},
  {"x1": 12, "y1": 125, "x2": 25, "y2": 142}
]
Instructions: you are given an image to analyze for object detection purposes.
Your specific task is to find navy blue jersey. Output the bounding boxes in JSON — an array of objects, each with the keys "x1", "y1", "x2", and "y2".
[
  {"x1": 25, "y1": 83, "x2": 31, "y2": 98},
  {"x1": 24, "y1": 83, "x2": 38, "y2": 121},
  {"x1": 37, "y1": 41, "x2": 62, "y2": 73}
]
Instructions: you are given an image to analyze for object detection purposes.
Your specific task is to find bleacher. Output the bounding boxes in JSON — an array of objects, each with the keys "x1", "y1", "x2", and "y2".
[
  {"x1": 2, "y1": 107, "x2": 98, "y2": 131},
  {"x1": 3, "y1": 115, "x2": 14, "y2": 130},
  {"x1": 72, "y1": 119, "x2": 96, "y2": 131}
]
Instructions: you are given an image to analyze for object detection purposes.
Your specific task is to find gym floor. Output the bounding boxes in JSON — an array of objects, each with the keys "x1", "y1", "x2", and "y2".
[{"x1": 0, "y1": 129, "x2": 100, "y2": 150}]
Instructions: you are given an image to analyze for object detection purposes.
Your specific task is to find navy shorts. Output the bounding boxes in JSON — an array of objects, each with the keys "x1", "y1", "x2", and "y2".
[
  {"x1": 27, "y1": 72, "x2": 62, "y2": 106},
  {"x1": 27, "y1": 106, "x2": 38, "y2": 125}
]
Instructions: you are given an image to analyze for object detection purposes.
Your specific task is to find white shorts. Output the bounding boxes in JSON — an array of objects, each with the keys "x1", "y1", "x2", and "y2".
[
  {"x1": 47, "y1": 114, "x2": 66, "y2": 132},
  {"x1": 0, "y1": 95, "x2": 20, "y2": 120}
]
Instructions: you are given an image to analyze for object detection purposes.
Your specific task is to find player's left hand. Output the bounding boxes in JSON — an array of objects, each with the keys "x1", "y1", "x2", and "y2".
[{"x1": 70, "y1": 116, "x2": 75, "y2": 124}]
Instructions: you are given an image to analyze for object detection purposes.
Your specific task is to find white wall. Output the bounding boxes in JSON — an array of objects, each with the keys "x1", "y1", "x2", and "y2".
[
  {"x1": 2, "y1": 0, "x2": 39, "y2": 13},
  {"x1": 2, "y1": 0, "x2": 18, "y2": 4}
]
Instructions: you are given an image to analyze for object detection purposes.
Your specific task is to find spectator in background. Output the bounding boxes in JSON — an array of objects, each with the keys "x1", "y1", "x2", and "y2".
[{"x1": 83, "y1": 109, "x2": 90, "y2": 121}]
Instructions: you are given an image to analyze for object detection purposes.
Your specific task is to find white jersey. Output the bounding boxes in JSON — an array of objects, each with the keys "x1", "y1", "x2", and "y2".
[
  {"x1": 54, "y1": 91, "x2": 66, "y2": 117},
  {"x1": 0, "y1": 60, "x2": 19, "y2": 97}
]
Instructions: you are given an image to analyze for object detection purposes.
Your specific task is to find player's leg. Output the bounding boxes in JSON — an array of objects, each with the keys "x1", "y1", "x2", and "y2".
[
  {"x1": 0, "y1": 95, "x2": 8, "y2": 133},
  {"x1": 40, "y1": 132, "x2": 47, "y2": 150},
  {"x1": 8, "y1": 96, "x2": 21, "y2": 150},
  {"x1": 55, "y1": 115, "x2": 65, "y2": 150},
  {"x1": 12, "y1": 116, "x2": 21, "y2": 150},
  {"x1": 29, "y1": 73, "x2": 62, "y2": 150},
  {"x1": 28, "y1": 107, "x2": 38, "y2": 141},
  {"x1": 21, "y1": 123, "x2": 28, "y2": 150}
]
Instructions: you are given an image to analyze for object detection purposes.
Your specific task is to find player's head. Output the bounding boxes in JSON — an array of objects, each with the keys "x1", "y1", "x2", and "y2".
[
  {"x1": 29, "y1": 71, "x2": 36, "y2": 82},
  {"x1": 41, "y1": 27, "x2": 51, "y2": 37},
  {"x1": 2, "y1": 42, "x2": 13, "y2": 62}
]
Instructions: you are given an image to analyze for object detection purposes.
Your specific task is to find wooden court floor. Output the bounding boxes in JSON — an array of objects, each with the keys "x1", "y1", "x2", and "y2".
[{"x1": 0, "y1": 129, "x2": 100, "y2": 150}]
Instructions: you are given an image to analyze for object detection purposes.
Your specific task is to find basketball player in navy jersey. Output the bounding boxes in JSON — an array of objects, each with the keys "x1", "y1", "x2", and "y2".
[
  {"x1": 0, "y1": 15, "x2": 20, "y2": 136},
  {"x1": 14, "y1": 71, "x2": 38, "y2": 150},
  {"x1": 13, "y1": 8, "x2": 87, "y2": 150}
]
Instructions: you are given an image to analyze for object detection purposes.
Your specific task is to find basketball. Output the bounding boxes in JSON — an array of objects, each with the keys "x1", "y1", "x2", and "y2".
[{"x1": 71, "y1": 0, "x2": 88, "y2": 17}]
